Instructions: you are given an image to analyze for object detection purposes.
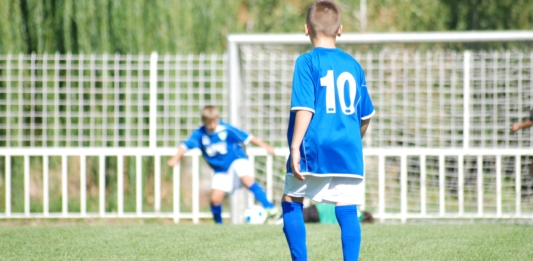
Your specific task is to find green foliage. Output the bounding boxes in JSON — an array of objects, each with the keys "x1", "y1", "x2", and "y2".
[
  {"x1": 1, "y1": 0, "x2": 531, "y2": 54},
  {"x1": 366, "y1": 0, "x2": 449, "y2": 32},
  {"x1": 0, "y1": 224, "x2": 532, "y2": 260},
  {"x1": 440, "y1": 0, "x2": 533, "y2": 31},
  {"x1": 0, "y1": 0, "x2": 27, "y2": 53}
]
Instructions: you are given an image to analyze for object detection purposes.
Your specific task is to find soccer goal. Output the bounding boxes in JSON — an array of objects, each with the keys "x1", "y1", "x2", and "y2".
[{"x1": 227, "y1": 31, "x2": 533, "y2": 223}]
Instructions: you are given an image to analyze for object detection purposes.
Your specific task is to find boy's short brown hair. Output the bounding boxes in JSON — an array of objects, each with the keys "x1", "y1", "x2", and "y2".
[
  {"x1": 201, "y1": 105, "x2": 220, "y2": 121},
  {"x1": 306, "y1": 0, "x2": 341, "y2": 38}
]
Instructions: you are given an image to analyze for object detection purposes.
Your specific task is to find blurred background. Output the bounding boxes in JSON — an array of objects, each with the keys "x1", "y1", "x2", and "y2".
[{"x1": 1, "y1": 0, "x2": 532, "y2": 54}]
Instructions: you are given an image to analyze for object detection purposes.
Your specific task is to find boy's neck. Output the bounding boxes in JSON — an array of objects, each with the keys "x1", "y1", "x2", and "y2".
[{"x1": 311, "y1": 36, "x2": 337, "y2": 48}]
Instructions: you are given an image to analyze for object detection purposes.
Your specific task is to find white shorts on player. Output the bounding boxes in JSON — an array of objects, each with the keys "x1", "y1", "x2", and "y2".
[
  {"x1": 211, "y1": 158, "x2": 253, "y2": 193},
  {"x1": 283, "y1": 175, "x2": 364, "y2": 205}
]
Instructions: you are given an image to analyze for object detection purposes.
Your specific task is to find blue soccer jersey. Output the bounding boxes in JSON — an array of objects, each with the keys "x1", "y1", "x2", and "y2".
[
  {"x1": 181, "y1": 121, "x2": 252, "y2": 174},
  {"x1": 287, "y1": 47, "x2": 375, "y2": 178}
]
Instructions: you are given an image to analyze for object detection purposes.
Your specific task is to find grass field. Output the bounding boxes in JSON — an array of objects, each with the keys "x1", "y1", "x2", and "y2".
[{"x1": 1, "y1": 222, "x2": 532, "y2": 260}]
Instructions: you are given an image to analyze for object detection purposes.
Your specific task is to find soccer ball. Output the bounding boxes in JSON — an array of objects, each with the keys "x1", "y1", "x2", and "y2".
[
  {"x1": 244, "y1": 205, "x2": 267, "y2": 224},
  {"x1": 357, "y1": 206, "x2": 363, "y2": 222}
]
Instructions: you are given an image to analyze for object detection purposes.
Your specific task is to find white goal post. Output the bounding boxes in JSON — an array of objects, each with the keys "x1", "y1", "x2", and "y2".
[{"x1": 227, "y1": 31, "x2": 533, "y2": 224}]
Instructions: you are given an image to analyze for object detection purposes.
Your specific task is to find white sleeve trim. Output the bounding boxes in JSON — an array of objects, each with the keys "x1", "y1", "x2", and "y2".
[
  {"x1": 291, "y1": 107, "x2": 315, "y2": 113},
  {"x1": 244, "y1": 135, "x2": 253, "y2": 145},
  {"x1": 180, "y1": 144, "x2": 189, "y2": 150},
  {"x1": 361, "y1": 110, "x2": 375, "y2": 120}
]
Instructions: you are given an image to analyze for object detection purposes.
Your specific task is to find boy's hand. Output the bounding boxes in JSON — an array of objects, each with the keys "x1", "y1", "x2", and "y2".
[
  {"x1": 265, "y1": 146, "x2": 276, "y2": 156},
  {"x1": 511, "y1": 123, "x2": 520, "y2": 133},
  {"x1": 290, "y1": 149, "x2": 305, "y2": 181},
  {"x1": 167, "y1": 157, "x2": 179, "y2": 168}
]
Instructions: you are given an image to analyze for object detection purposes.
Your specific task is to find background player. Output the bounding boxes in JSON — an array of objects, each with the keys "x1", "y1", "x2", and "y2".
[
  {"x1": 281, "y1": 1, "x2": 375, "y2": 260},
  {"x1": 511, "y1": 108, "x2": 533, "y2": 200},
  {"x1": 511, "y1": 109, "x2": 533, "y2": 133},
  {"x1": 167, "y1": 105, "x2": 278, "y2": 223}
]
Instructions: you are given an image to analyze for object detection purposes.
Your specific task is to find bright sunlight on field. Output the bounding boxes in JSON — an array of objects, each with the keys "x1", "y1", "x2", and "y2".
[{"x1": 0, "y1": 223, "x2": 532, "y2": 260}]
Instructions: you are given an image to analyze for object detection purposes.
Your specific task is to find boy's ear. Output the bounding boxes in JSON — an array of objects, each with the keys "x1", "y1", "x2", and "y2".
[
  {"x1": 304, "y1": 24, "x2": 310, "y2": 36},
  {"x1": 337, "y1": 25, "x2": 343, "y2": 37}
]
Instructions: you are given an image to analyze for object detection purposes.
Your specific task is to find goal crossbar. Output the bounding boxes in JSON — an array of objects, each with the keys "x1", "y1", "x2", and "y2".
[{"x1": 228, "y1": 30, "x2": 533, "y2": 44}]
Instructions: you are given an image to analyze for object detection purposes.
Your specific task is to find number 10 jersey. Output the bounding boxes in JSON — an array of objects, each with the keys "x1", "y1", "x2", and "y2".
[{"x1": 287, "y1": 47, "x2": 375, "y2": 178}]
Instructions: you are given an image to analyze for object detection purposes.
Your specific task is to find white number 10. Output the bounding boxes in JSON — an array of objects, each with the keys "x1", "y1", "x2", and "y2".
[{"x1": 320, "y1": 70, "x2": 357, "y2": 115}]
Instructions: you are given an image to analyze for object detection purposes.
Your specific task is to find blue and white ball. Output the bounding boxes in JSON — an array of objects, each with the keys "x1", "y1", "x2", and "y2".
[{"x1": 244, "y1": 205, "x2": 267, "y2": 224}]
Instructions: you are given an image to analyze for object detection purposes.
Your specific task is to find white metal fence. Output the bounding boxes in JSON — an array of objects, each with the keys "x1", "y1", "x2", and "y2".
[
  {"x1": 1, "y1": 148, "x2": 532, "y2": 223},
  {"x1": 3, "y1": 50, "x2": 533, "y2": 150},
  {"x1": 0, "y1": 53, "x2": 227, "y2": 148},
  {"x1": 2, "y1": 31, "x2": 533, "y2": 222}
]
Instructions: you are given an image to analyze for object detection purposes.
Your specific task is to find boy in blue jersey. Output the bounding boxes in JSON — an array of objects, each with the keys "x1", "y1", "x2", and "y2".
[
  {"x1": 282, "y1": 1, "x2": 375, "y2": 260},
  {"x1": 167, "y1": 105, "x2": 278, "y2": 224}
]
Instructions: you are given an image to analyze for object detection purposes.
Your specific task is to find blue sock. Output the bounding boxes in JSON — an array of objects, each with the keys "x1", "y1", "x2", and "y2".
[
  {"x1": 335, "y1": 205, "x2": 361, "y2": 261},
  {"x1": 282, "y1": 202, "x2": 307, "y2": 261},
  {"x1": 249, "y1": 182, "x2": 274, "y2": 209},
  {"x1": 211, "y1": 203, "x2": 223, "y2": 224}
]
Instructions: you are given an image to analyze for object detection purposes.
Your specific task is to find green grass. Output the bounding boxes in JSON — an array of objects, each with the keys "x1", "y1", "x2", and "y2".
[{"x1": 0, "y1": 223, "x2": 532, "y2": 260}]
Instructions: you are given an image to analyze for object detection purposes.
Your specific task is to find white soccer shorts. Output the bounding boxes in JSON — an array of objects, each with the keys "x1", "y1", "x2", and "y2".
[
  {"x1": 211, "y1": 158, "x2": 253, "y2": 193},
  {"x1": 283, "y1": 175, "x2": 364, "y2": 205}
]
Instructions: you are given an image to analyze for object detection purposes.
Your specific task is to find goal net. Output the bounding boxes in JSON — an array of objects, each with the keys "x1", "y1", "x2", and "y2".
[{"x1": 228, "y1": 32, "x2": 533, "y2": 221}]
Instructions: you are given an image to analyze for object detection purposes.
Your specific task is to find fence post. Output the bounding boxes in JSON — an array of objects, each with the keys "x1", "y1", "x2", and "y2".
[
  {"x1": 515, "y1": 155, "x2": 521, "y2": 217},
  {"x1": 136, "y1": 155, "x2": 142, "y2": 215},
  {"x1": 400, "y1": 154, "x2": 407, "y2": 224},
  {"x1": 228, "y1": 38, "x2": 249, "y2": 224},
  {"x1": 81, "y1": 155, "x2": 86, "y2": 217},
  {"x1": 173, "y1": 165, "x2": 180, "y2": 223},
  {"x1": 155, "y1": 155, "x2": 161, "y2": 213},
  {"x1": 463, "y1": 51, "x2": 470, "y2": 150},
  {"x1": 458, "y1": 155, "x2": 464, "y2": 216},
  {"x1": 18, "y1": 53, "x2": 23, "y2": 147},
  {"x1": 496, "y1": 155, "x2": 502, "y2": 217},
  {"x1": 420, "y1": 155, "x2": 426, "y2": 216},
  {"x1": 378, "y1": 154, "x2": 385, "y2": 223},
  {"x1": 150, "y1": 52, "x2": 158, "y2": 149},
  {"x1": 149, "y1": 53, "x2": 161, "y2": 214},
  {"x1": 439, "y1": 155, "x2": 445, "y2": 217},
  {"x1": 62, "y1": 155, "x2": 68, "y2": 216},
  {"x1": 118, "y1": 155, "x2": 124, "y2": 216},
  {"x1": 43, "y1": 156, "x2": 49, "y2": 217},
  {"x1": 6, "y1": 54, "x2": 11, "y2": 147},
  {"x1": 192, "y1": 154, "x2": 200, "y2": 224},
  {"x1": 99, "y1": 155, "x2": 106, "y2": 217},
  {"x1": 477, "y1": 155, "x2": 483, "y2": 217},
  {"x1": 5, "y1": 155, "x2": 11, "y2": 216},
  {"x1": 462, "y1": 51, "x2": 470, "y2": 218},
  {"x1": 24, "y1": 155, "x2": 30, "y2": 217}
]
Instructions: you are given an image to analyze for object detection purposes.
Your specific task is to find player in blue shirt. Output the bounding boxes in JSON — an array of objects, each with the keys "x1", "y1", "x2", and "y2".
[
  {"x1": 281, "y1": 1, "x2": 375, "y2": 260},
  {"x1": 167, "y1": 105, "x2": 278, "y2": 224}
]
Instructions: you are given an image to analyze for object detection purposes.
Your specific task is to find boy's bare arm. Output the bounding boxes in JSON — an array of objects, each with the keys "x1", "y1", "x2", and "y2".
[
  {"x1": 250, "y1": 136, "x2": 276, "y2": 155},
  {"x1": 511, "y1": 120, "x2": 533, "y2": 133},
  {"x1": 291, "y1": 110, "x2": 313, "y2": 181},
  {"x1": 167, "y1": 146, "x2": 187, "y2": 167},
  {"x1": 360, "y1": 119, "x2": 371, "y2": 138}
]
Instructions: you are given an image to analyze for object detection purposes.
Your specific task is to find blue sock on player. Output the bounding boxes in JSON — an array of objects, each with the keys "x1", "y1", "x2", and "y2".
[
  {"x1": 249, "y1": 182, "x2": 274, "y2": 209},
  {"x1": 282, "y1": 201, "x2": 307, "y2": 261},
  {"x1": 210, "y1": 203, "x2": 223, "y2": 224},
  {"x1": 335, "y1": 205, "x2": 361, "y2": 261}
]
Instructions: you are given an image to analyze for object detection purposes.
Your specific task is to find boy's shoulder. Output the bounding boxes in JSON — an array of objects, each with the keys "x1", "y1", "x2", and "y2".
[
  {"x1": 215, "y1": 121, "x2": 240, "y2": 133},
  {"x1": 297, "y1": 48, "x2": 361, "y2": 67},
  {"x1": 218, "y1": 120, "x2": 233, "y2": 129}
]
